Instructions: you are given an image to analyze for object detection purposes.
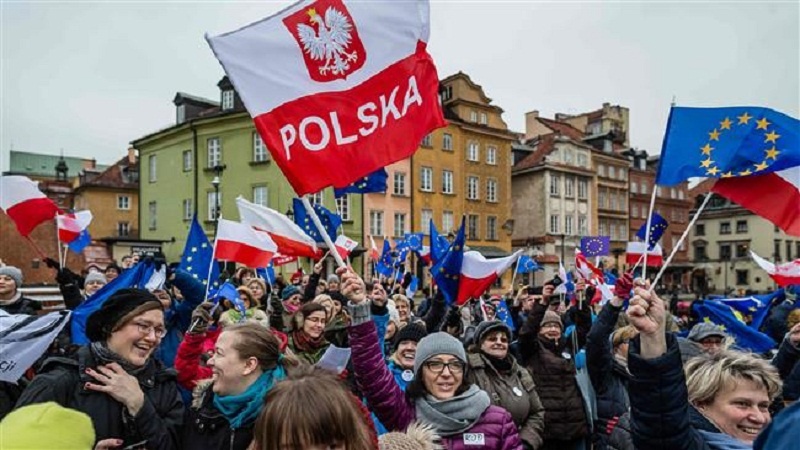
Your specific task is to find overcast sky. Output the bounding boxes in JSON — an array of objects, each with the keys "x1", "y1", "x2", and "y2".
[{"x1": 2, "y1": 1, "x2": 798, "y2": 170}]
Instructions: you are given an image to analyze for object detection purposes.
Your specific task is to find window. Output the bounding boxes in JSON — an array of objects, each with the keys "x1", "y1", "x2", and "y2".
[
  {"x1": 630, "y1": 181, "x2": 638, "y2": 194},
  {"x1": 678, "y1": 190, "x2": 685, "y2": 200},
  {"x1": 578, "y1": 179, "x2": 588, "y2": 199},
  {"x1": 549, "y1": 215, "x2": 560, "y2": 233},
  {"x1": 736, "y1": 220, "x2": 748, "y2": 233},
  {"x1": 640, "y1": 182, "x2": 648, "y2": 195},
  {"x1": 335, "y1": 195, "x2": 351, "y2": 221},
  {"x1": 480, "y1": 112, "x2": 488, "y2": 125},
  {"x1": 611, "y1": 222, "x2": 618, "y2": 241},
  {"x1": 610, "y1": 192, "x2": 617, "y2": 211},
  {"x1": 207, "y1": 138, "x2": 221, "y2": 168},
  {"x1": 148, "y1": 201, "x2": 157, "y2": 230},
  {"x1": 598, "y1": 165, "x2": 606, "y2": 177},
  {"x1": 670, "y1": 188, "x2": 676, "y2": 199},
  {"x1": 720, "y1": 222, "x2": 732, "y2": 235},
  {"x1": 486, "y1": 146, "x2": 497, "y2": 165},
  {"x1": 486, "y1": 178, "x2": 498, "y2": 202},
  {"x1": 222, "y1": 90, "x2": 234, "y2": 110},
  {"x1": 487, "y1": 216, "x2": 497, "y2": 240},
  {"x1": 207, "y1": 192, "x2": 220, "y2": 221},
  {"x1": 117, "y1": 195, "x2": 130, "y2": 210},
  {"x1": 577, "y1": 153, "x2": 588, "y2": 167},
  {"x1": 564, "y1": 148, "x2": 573, "y2": 164},
  {"x1": 369, "y1": 210, "x2": 384, "y2": 236},
  {"x1": 578, "y1": 215, "x2": 587, "y2": 235},
  {"x1": 182, "y1": 198, "x2": 192, "y2": 221},
  {"x1": 787, "y1": 241, "x2": 793, "y2": 261},
  {"x1": 394, "y1": 213, "x2": 406, "y2": 237},
  {"x1": 619, "y1": 168, "x2": 627, "y2": 181},
  {"x1": 598, "y1": 190, "x2": 607, "y2": 209},
  {"x1": 720, "y1": 244, "x2": 732, "y2": 260},
  {"x1": 632, "y1": 204, "x2": 639, "y2": 219},
  {"x1": 736, "y1": 270, "x2": 749, "y2": 286},
  {"x1": 468, "y1": 214, "x2": 479, "y2": 240},
  {"x1": 565, "y1": 215, "x2": 574, "y2": 235},
  {"x1": 657, "y1": 187, "x2": 663, "y2": 197},
  {"x1": 609, "y1": 166, "x2": 616, "y2": 179},
  {"x1": 117, "y1": 222, "x2": 130, "y2": 237},
  {"x1": 550, "y1": 175, "x2": 560, "y2": 196},
  {"x1": 183, "y1": 150, "x2": 192, "y2": 172},
  {"x1": 696, "y1": 224, "x2": 705, "y2": 236},
  {"x1": 442, "y1": 170, "x2": 454, "y2": 194},
  {"x1": 775, "y1": 240, "x2": 782, "y2": 261},
  {"x1": 565, "y1": 177, "x2": 575, "y2": 198},
  {"x1": 736, "y1": 243, "x2": 748, "y2": 258},
  {"x1": 695, "y1": 245, "x2": 707, "y2": 260},
  {"x1": 470, "y1": 110, "x2": 478, "y2": 122},
  {"x1": 467, "y1": 141, "x2": 479, "y2": 162},
  {"x1": 599, "y1": 221, "x2": 607, "y2": 236},
  {"x1": 421, "y1": 134, "x2": 433, "y2": 147},
  {"x1": 393, "y1": 172, "x2": 406, "y2": 196},
  {"x1": 176, "y1": 105, "x2": 185, "y2": 124},
  {"x1": 421, "y1": 209, "x2": 433, "y2": 234},
  {"x1": 467, "y1": 176, "x2": 479, "y2": 200},
  {"x1": 442, "y1": 211, "x2": 454, "y2": 232},
  {"x1": 442, "y1": 133, "x2": 453, "y2": 151},
  {"x1": 253, "y1": 133, "x2": 268, "y2": 162},
  {"x1": 252, "y1": 186, "x2": 268, "y2": 207},
  {"x1": 148, "y1": 155, "x2": 157, "y2": 182},
  {"x1": 421, "y1": 167, "x2": 433, "y2": 192},
  {"x1": 306, "y1": 192, "x2": 322, "y2": 206}
]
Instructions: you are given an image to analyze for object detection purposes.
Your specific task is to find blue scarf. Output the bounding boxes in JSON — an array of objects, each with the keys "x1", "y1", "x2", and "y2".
[
  {"x1": 212, "y1": 365, "x2": 285, "y2": 429},
  {"x1": 697, "y1": 430, "x2": 752, "y2": 450}
]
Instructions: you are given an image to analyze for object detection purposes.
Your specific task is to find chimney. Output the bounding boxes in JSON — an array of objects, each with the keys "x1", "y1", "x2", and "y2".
[
  {"x1": 127, "y1": 147, "x2": 137, "y2": 164},
  {"x1": 524, "y1": 110, "x2": 540, "y2": 141}
]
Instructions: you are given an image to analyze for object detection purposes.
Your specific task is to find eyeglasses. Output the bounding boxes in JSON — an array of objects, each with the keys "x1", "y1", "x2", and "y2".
[
  {"x1": 541, "y1": 323, "x2": 561, "y2": 330},
  {"x1": 305, "y1": 316, "x2": 326, "y2": 324},
  {"x1": 132, "y1": 321, "x2": 167, "y2": 339},
  {"x1": 423, "y1": 360, "x2": 465, "y2": 374}
]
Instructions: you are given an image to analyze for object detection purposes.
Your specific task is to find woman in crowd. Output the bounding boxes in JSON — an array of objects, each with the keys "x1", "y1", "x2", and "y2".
[
  {"x1": 467, "y1": 321, "x2": 545, "y2": 450},
  {"x1": 340, "y1": 268, "x2": 523, "y2": 449},
  {"x1": 16, "y1": 289, "x2": 183, "y2": 450},
  {"x1": 183, "y1": 322, "x2": 295, "y2": 450},
  {"x1": 315, "y1": 292, "x2": 350, "y2": 347},
  {"x1": 287, "y1": 302, "x2": 331, "y2": 364},
  {"x1": 246, "y1": 278, "x2": 269, "y2": 311},
  {"x1": 219, "y1": 287, "x2": 269, "y2": 328},
  {"x1": 278, "y1": 285, "x2": 303, "y2": 332},
  {"x1": 627, "y1": 281, "x2": 782, "y2": 449},
  {"x1": 393, "y1": 294, "x2": 414, "y2": 326}
]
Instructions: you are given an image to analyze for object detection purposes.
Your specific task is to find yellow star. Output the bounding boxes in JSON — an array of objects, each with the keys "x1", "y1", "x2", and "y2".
[
  {"x1": 706, "y1": 166, "x2": 721, "y2": 176},
  {"x1": 765, "y1": 131, "x2": 780, "y2": 143},
  {"x1": 764, "y1": 147, "x2": 780, "y2": 160},
  {"x1": 755, "y1": 117, "x2": 771, "y2": 130},
  {"x1": 708, "y1": 129, "x2": 721, "y2": 141},
  {"x1": 754, "y1": 161, "x2": 769, "y2": 171},
  {"x1": 737, "y1": 112, "x2": 752, "y2": 124},
  {"x1": 739, "y1": 168, "x2": 752, "y2": 176},
  {"x1": 700, "y1": 143, "x2": 714, "y2": 155},
  {"x1": 700, "y1": 158, "x2": 714, "y2": 168},
  {"x1": 719, "y1": 117, "x2": 733, "y2": 130},
  {"x1": 721, "y1": 171, "x2": 735, "y2": 178}
]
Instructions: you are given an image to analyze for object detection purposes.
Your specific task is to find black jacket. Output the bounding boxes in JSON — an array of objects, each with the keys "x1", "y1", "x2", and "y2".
[
  {"x1": 183, "y1": 381, "x2": 254, "y2": 450},
  {"x1": 0, "y1": 295, "x2": 41, "y2": 315},
  {"x1": 15, "y1": 346, "x2": 184, "y2": 450},
  {"x1": 772, "y1": 337, "x2": 800, "y2": 401}
]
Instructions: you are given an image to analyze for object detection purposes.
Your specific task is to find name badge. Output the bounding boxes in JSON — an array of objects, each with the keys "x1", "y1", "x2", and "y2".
[
  {"x1": 562, "y1": 352, "x2": 572, "y2": 360},
  {"x1": 463, "y1": 433, "x2": 485, "y2": 446},
  {"x1": 401, "y1": 370, "x2": 414, "y2": 382},
  {"x1": 512, "y1": 386, "x2": 523, "y2": 397}
]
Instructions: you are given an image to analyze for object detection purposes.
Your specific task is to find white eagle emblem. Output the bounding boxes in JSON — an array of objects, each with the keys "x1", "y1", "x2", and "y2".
[{"x1": 297, "y1": 7, "x2": 359, "y2": 76}]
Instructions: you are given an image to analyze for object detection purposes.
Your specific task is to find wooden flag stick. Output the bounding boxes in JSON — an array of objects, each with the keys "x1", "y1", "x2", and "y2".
[{"x1": 300, "y1": 196, "x2": 347, "y2": 268}]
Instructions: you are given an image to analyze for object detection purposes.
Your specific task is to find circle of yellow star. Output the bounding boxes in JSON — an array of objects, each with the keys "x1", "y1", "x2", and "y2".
[
  {"x1": 764, "y1": 147, "x2": 780, "y2": 160},
  {"x1": 737, "y1": 112, "x2": 752, "y2": 124},
  {"x1": 719, "y1": 118, "x2": 733, "y2": 130},
  {"x1": 721, "y1": 171, "x2": 735, "y2": 178},
  {"x1": 700, "y1": 143, "x2": 714, "y2": 155},
  {"x1": 764, "y1": 131, "x2": 780, "y2": 143},
  {"x1": 754, "y1": 161, "x2": 769, "y2": 172},
  {"x1": 739, "y1": 168, "x2": 752, "y2": 176},
  {"x1": 700, "y1": 158, "x2": 714, "y2": 168},
  {"x1": 755, "y1": 118, "x2": 771, "y2": 130},
  {"x1": 708, "y1": 129, "x2": 721, "y2": 141},
  {"x1": 706, "y1": 167, "x2": 721, "y2": 176}
]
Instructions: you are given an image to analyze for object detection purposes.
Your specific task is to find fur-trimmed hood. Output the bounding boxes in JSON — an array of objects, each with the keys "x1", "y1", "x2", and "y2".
[
  {"x1": 191, "y1": 378, "x2": 215, "y2": 410},
  {"x1": 379, "y1": 422, "x2": 442, "y2": 450}
]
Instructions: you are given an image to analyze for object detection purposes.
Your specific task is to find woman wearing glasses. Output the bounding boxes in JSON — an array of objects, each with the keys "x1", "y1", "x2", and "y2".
[
  {"x1": 339, "y1": 268, "x2": 523, "y2": 450},
  {"x1": 16, "y1": 289, "x2": 184, "y2": 450},
  {"x1": 287, "y1": 302, "x2": 331, "y2": 365}
]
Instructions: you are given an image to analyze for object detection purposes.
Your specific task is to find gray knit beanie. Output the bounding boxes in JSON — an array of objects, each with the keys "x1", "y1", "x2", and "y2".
[
  {"x1": 84, "y1": 271, "x2": 107, "y2": 286},
  {"x1": 413, "y1": 332, "x2": 466, "y2": 374},
  {"x1": 327, "y1": 274, "x2": 340, "y2": 284},
  {"x1": 0, "y1": 266, "x2": 23, "y2": 288}
]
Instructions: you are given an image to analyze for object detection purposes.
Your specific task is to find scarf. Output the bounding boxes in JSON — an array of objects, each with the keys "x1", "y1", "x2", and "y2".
[
  {"x1": 282, "y1": 300, "x2": 300, "y2": 314},
  {"x1": 290, "y1": 329, "x2": 328, "y2": 354},
  {"x1": 90, "y1": 341, "x2": 148, "y2": 375},
  {"x1": 414, "y1": 384, "x2": 491, "y2": 436},
  {"x1": 213, "y1": 366, "x2": 286, "y2": 429},
  {"x1": 227, "y1": 307, "x2": 258, "y2": 323},
  {"x1": 482, "y1": 352, "x2": 513, "y2": 373},
  {"x1": 697, "y1": 430, "x2": 752, "y2": 450},
  {"x1": 0, "y1": 291, "x2": 21, "y2": 306}
]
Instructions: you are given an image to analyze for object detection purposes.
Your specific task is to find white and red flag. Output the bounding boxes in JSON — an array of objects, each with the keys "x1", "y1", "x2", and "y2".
[
  {"x1": 751, "y1": 251, "x2": 800, "y2": 287},
  {"x1": 237, "y1": 196, "x2": 319, "y2": 258},
  {"x1": 575, "y1": 249, "x2": 605, "y2": 283},
  {"x1": 418, "y1": 245, "x2": 432, "y2": 266},
  {"x1": 206, "y1": 0, "x2": 446, "y2": 196},
  {"x1": 334, "y1": 234, "x2": 358, "y2": 260},
  {"x1": 368, "y1": 235, "x2": 380, "y2": 261},
  {"x1": 712, "y1": 166, "x2": 800, "y2": 237},
  {"x1": 0, "y1": 175, "x2": 60, "y2": 236},
  {"x1": 273, "y1": 253, "x2": 299, "y2": 267},
  {"x1": 56, "y1": 211, "x2": 93, "y2": 243},
  {"x1": 625, "y1": 242, "x2": 664, "y2": 266},
  {"x1": 214, "y1": 219, "x2": 277, "y2": 268},
  {"x1": 456, "y1": 250, "x2": 522, "y2": 305}
]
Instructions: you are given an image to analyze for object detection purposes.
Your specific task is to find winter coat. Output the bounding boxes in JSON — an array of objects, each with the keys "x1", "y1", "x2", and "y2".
[
  {"x1": 0, "y1": 294, "x2": 40, "y2": 315},
  {"x1": 628, "y1": 333, "x2": 716, "y2": 450},
  {"x1": 182, "y1": 380, "x2": 254, "y2": 450},
  {"x1": 15, "y1": 346, "x2": 183, "y2": 450},
  {"x1": 772, "y1": 337, "x2": 800, "y2": 401},
  {"x1": 763, "y1": 298, "x2": 795, "y2": 343},
  {"x1": 606, "y1": 412, "x2": 634, "y2": 450},
  {"x1": 175, "y1": 328, "x2": 221, "y2": 392},
  {"x1": 348, "y1": 309, "x2": 523, "y2": 450},
  {"x1": 156, "y1": 270, "x2": 206, "y2": 369},
  {"x1": 585, "y1": 302, "x2": 631, "y2": 450},
  {"x1": 466, "y1": 352, "x2": 545, "y2": 449},
  {"x1": 518, "y1": 302, "x2": 590, "y2": 442}
]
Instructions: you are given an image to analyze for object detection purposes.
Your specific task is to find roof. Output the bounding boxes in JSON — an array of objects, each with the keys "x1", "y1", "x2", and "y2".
[
  {"x1": 6, "y1": 151, "x2": 108, "y2": 178},
  {"x1": 513, "y1": 135, "x2": 556, "y2": 171},
  {"x1": 537, "y1": 117, "x2": 586, "y2": 141},
  {"x1": 173, "y1": 92, "x2": 218, "y2": 107},
  {"x1": 77, "y1": 154, "x2": 138, "y2": 190}
]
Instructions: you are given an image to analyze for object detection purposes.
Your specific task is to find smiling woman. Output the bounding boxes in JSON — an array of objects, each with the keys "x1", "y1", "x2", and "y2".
[{"x1": 14, "y1": 289, "x2": 184, "y2": 450}]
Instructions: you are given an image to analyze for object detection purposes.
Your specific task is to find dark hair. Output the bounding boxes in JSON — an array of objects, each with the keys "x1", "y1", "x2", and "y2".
[
  {"x1": 223, "y1": 322, "x2": 298, "y2": 371},
  {"x1": 405, "y1": 366, "x2": 471, "y2": 400},
  {"x1": 293, "y1": 302, "x2": 327, "y2": 332}
]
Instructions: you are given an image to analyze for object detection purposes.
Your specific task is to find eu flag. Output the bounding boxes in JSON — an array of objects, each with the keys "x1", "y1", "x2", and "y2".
[
  {"x1": 516, "y1": 255, "x2": 542, "y2": 274},
  {"x1": 495, "y1": 299, "x2": 515, "y2": 331},
  {"x1": 334, "y1": 168, "x2": 388, "y2": 198},
  {"x1": 68, "y1": 229, "x2": 92, "y2": 253},
  {"x1": 256, "y1": 262, "x2": 275, "y2": 285},
  {"x1": 292, "y1": 198, "x2": 342, "y2": 243},
  {"x1": 693, "y1": 300, "x2": 776, "y2": 353},
  {"x1": 405, "y1": 275, "x2": 419, "y2": 298},
  {"x1": 636, "y1": 213, "x2": 669, "y2": 250},
  {"x1": 213, "y1": 281, "x2": 240, "y2": 305},
  {"x1": 429, "y1": 220, "x2": 450, "y2": 265},
  {"x1": 376, "y1": 239, "x2": 394, "y2": 277},
  {"x1": 580, "y1": 236, "x2": 610, "y2": 257},
  {"x1": 179, "y1": 215, "x2": 220, "y2": 289},
  {"x1": 404, "y1": 232, "x2": 424, "y2": 251},
  {"x1": 431, "y1": 217, "x2": 465, "y2": 305},
  {"x1": 656, "y1": 106, "x2": 800, "y2": 186}
]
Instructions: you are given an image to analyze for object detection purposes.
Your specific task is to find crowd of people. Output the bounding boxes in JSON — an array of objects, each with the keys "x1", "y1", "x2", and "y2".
[{"x1": 1, "y1": 254, "x2": 800, "y2": 450}]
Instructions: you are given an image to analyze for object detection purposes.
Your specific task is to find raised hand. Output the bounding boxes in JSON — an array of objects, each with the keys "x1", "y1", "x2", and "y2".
[
  {"x1": 614, "y1": 272, "x2": 634, "y2": 302},
  {"x1": 788, "y1": 322, "x2": 800, "y2": 346},
  {"x1": 337, "y1": 267, "x2": 366, "y2": 304},
  {"x1": 626, "y1": 280, "x2": 667, "y2": 359}
]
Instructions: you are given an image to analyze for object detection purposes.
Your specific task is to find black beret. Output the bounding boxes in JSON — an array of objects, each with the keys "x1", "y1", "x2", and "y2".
[{"x1": 85, "y1": 288, "x2": 163, "y2": 342}]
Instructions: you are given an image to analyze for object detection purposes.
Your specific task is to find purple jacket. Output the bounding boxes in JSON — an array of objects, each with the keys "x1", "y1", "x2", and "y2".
[{"x1": 349, "y1": 319, "x2": 523, "y2": 450}]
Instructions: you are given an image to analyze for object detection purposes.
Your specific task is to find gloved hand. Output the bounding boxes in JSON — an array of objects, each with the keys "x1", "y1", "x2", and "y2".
[
  {"x1": 614, "y1": 273, "x2": 634, "y2": 301},
  {"x1": 190, "y1": 302, "x2": 215, "y2": 334},
  {"x1": 44, "y1": 257, "x2": 61, "y2": 270},
  {"x1": 444, "y1": 306, "x2": 461, "y2": 328}
]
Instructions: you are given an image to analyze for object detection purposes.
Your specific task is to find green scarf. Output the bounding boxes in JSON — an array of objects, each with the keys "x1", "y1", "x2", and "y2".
[
  {"x1": 227, "y1": 307, "x2": 258, "y2": 324},
  {"x1": 212, "y1": 366, "x2": 285, "y2": 429}
]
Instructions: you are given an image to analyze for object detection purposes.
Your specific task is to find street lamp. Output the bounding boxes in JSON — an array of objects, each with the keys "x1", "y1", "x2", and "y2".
[{"x1": 211, "y1": 164, "x2": 226, "y2": 236}]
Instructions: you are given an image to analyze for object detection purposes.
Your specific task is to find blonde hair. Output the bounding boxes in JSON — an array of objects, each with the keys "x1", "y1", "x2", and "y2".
[
  {"x1": 787, "y1": 309, "x2": 800, "y2": 330},
  {"x1": 611, "y1": 325, "x2": 638, "y2": 348},
  {"x1": 222, "y1": 322, "x2": 298, "y2": 371},
  {"x1": 392, "y1": 294, "x2": 411, "y2": 308},
  {"x1": 313, "y1": 294, "x2": 335, "y2": 324},
  {"x1": 685, "y1": 349, "x2": 782, "y2": 407}
]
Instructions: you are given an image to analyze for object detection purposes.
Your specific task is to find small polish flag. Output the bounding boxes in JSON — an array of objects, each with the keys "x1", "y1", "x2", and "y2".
[
  {"x1": 575, "y1": 249, "x2": 605, "y2": 283},
  {"x1": 418, "y1": 245, "x2": 432, "y2": 266},
  {"x1": 625, "y1": 242, "x2": 664, "y2": 267},
  {"x1": 456, "y1": 250, "x2": 522, "y2": 305},
  {"x1": 214, "y1": 219, "x2": 277, "y2": 269},
  {"x1": 57, "y1": 211, "x2": 93, "y2": 243},
  {"x1": 237, "y1": 196, "x2": 319, "y2": 258},
  {"x1": 369, "y1": 235, "x2": 380, "y2": 261},
  {"x1": 751, "y1": 251, "x2": 800, "y2": 287},
  {"x1": 334, "y1": 234, "x2": 358, "y2": 260},
  {"x1": 0, "y1": 175, "x2": 61, "y2": 236}
]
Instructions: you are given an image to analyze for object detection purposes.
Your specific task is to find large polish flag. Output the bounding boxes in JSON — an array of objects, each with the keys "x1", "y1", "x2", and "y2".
[
  {"x1": 236, "y1": 196, "x2": 319, "y2": 258},
  {"x1": 712, "y1": 166, "x2": 800, "y2": 237},
  {"x1": 56, "y1": 211, "x2": 93, "y2": 243},
  {"x1": 0, "y1": 175, "x2": 61, "y2": 236},
  {"x1": 206, "y1": 0, "x2": 446, "y2": 196},
  {"x1": 214, "y1": 219, "x2": 277, "y2": 269},
  {"x1": 750, "y1": 251, "x2": 800, "y2": 287},
  {"x1": 456, "y1": 250, "x2": 522, "y2": 305},
  {"x1": 625, "y1": 242, "x2": 664, "y2": 266}
]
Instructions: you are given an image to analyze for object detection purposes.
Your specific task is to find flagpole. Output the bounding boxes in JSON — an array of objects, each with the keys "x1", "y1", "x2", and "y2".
[
  {"x1": 641, "y1": 186, "x2": 659, "y2": 281},
  {"x1": 650, "y1": 192, "x2": 713, "y2": 292},
  {"x1": 631, "y1": 252, "x2": 646, "y2": 273},
  {"x1": 509, "y1": 253, "x2": 522, "y2": 293},
  {"x1": 300, "y1": 196, "x2": 347, "y2": 268},
  {"x1": 55, "y1": 215, "x2": 64, "y2": 268},
  {"x1": 203, "y1": 222, "x2": 221, "y2": 302}
]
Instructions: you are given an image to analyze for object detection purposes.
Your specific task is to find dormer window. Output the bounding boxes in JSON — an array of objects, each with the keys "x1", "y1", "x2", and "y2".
[
  {"x1": 222, "y1": 90, "x2": 234, "y2": 110},
  {"x1": 176, "y1": 104, "x2": 186, "y2": 124}
]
